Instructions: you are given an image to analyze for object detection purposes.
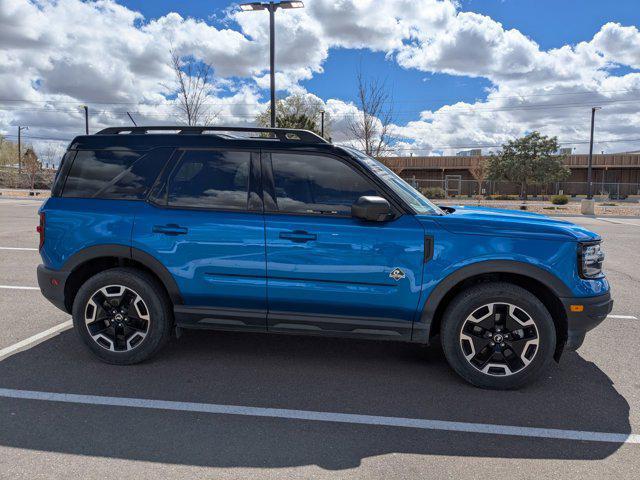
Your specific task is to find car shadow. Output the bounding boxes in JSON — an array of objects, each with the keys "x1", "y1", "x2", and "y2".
[{"x1": 0, "y1": 328, "x2": 631, "y2": 470}]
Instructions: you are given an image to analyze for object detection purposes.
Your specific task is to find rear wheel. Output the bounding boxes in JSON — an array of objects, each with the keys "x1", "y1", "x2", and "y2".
[
  {"x1": 72, "y1": 268, "x2": 172, "y2": 364},
  {"x1": 441, "y1": 282, "x2": 556, "y2": 389}
]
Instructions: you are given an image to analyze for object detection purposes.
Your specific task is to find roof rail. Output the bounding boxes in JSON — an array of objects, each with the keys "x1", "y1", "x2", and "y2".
[{"x1": 94, "y1": 126, "x2": 329, "y2": 144}]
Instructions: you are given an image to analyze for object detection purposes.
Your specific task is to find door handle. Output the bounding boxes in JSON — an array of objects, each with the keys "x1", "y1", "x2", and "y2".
[
  {"x1": 152, "y1": 224, "x2": 188, "y2": 236},
  {"x1": 279, "y1": 230, "x2": 317, "y2": 243}
]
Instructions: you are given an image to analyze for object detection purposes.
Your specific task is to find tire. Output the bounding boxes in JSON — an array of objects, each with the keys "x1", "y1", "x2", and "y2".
[
  {"x1": 440, "y1": 282, "x2": 556, "y2": 389},
  {"x1": 72, "y1": 267, "x2": 173, "y2": 365}
]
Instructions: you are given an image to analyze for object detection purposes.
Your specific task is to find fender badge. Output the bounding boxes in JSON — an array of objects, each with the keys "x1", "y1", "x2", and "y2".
[{"x1": 389, "y1": 268, "x2": 405, "y2": 281}]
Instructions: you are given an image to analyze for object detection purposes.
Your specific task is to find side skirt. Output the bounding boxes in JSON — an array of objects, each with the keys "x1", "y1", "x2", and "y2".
[{"x1": 174, "y1": 306, "x2": 416, "y2": 342}]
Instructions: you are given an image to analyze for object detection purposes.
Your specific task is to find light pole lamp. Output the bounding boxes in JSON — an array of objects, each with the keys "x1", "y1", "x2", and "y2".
[{"x1": 239, "y1": 1, "x2": 304, "y2": 128}]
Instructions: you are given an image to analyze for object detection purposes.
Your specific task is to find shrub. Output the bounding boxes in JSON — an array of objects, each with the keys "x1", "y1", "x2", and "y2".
[
  {"x1": 421, "y1": 187, "x2": 446, "y2": 199},
  {"x1": 550, "y1": 195, "x2": 569, "y2": 205}
]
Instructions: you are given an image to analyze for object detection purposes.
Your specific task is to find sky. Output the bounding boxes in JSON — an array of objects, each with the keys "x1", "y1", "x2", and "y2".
[{"x1": 1, "y1": 0, "x2": 640, "y2": 163}]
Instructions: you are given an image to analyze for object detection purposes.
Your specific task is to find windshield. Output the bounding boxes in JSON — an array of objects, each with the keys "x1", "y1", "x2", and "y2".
[{"x1": 344, "y1": 148, "x2": 444, "y2": 215}]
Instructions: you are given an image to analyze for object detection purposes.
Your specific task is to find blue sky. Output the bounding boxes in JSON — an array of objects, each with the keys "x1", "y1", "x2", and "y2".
[{"x1": 116, "y1": 0, "x2": 640, "y2": 122}]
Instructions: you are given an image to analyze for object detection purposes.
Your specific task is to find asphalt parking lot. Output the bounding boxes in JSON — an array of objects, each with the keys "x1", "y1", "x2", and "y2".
[{"x1": 0, "y1": 197, "x2": 639, "y2": 479}]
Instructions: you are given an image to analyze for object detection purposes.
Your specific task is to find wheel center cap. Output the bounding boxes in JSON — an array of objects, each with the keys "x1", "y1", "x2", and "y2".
[
  {"x1": 114, "y1": 313, "x2": 124, "y2": 322},
  {"x1": 493, "y1": 333, "x2": 504, "y2": 343}
]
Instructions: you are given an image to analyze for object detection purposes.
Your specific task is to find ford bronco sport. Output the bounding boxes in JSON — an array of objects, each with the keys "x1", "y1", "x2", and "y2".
[{"x1": 37, "y1": 126, "x2": 612, "y2": 389}]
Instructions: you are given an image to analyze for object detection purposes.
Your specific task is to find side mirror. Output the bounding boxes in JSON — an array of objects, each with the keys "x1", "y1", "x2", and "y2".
[{"x1": 351, "y1": 196, "x2": 393, "y2": 222}]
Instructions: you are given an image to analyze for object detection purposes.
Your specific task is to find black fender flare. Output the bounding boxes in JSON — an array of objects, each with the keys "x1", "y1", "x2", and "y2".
[
  {"x1": 412, "y1": 260, "x2": 572, "y2": 343},
  {"x1": 62, "y1": 244, "x2": 183, "y2": 305}
]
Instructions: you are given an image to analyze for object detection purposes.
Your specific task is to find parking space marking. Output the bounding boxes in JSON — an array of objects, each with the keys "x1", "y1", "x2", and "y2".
[
  {"x1": 0, "y1": 285, "x2": 39, "y2": 290},
  {"x1": 608, "y1": 314, "x2": 638, "y2": 319},
  {"x1": 596, "y1": 218, "x2": 640, "y2": 227},
  {"x1": 0, "y1": 247, "x2": 38, "y2": 251},
  {"x1": 0, "y1": 320, "x2": 72, "y2": 361},
  {"x1": 0, "y1": 388, "x2": 638, "y2": 444}
]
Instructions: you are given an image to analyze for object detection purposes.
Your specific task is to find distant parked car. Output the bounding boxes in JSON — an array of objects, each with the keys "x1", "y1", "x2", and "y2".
[{"x1": 37, "y1": 126, "x2": 611, "y2": 389}]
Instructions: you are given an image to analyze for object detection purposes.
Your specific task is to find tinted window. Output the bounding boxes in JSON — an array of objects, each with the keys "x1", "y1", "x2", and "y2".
[
  {"x1": 270, "y1": 153, "x2": 377, "y2": 215},
  {"x1": 166, "y1": 150, "x2": 249, "y2": 209},
  {"x1": 51, "y1": 150, "x2": 76, "y2": 196},
  {"x1": 62, "y1": 148, "x2": 171, "y2": 199}
]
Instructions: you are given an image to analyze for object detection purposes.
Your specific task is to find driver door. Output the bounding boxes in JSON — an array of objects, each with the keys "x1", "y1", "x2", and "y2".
[{"x1": 262, "y1": 151, "x2": 426, "y2": 338}]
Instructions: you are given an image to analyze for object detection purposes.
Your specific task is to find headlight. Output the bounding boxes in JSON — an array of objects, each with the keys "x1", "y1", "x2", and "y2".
[{"x1": 578, "y1": 241, "x2": 605, "y2": 279}]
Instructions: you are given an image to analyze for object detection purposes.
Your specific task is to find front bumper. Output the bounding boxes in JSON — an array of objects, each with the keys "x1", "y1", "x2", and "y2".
[
  {"x1": 560, "y1": 291, "x2": 612, "y2": 350},
  {"x1": 37, "y1": 264, "x2": 70, "y2": 313}
]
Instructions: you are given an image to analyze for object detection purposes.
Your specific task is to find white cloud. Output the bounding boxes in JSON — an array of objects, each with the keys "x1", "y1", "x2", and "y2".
[{"x1": 592, "y1": 22, "x2": 640, "y2": 70}]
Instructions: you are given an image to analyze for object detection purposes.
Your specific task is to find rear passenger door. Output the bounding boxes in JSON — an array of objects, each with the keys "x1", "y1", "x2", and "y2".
[
  {"x1": 262, "y1": 151, "x2": 426, "y2": 339},
  {"x1": 132, "y1": 149, "x2": 267, "y2": 330}
]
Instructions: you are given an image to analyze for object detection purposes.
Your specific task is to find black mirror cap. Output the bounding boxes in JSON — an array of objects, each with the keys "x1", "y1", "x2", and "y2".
[{"x1": 351, "y1": 196, "x2": 393, "y2": 222}]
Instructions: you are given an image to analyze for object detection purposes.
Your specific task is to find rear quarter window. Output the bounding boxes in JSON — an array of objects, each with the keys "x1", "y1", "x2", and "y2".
[{"x1": 61, "y1": 147, "x2": 173, "y2": 200}]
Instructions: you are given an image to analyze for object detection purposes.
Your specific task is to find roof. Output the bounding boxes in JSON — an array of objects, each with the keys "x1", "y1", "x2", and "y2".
[{"x1": 69, "y1": 126, "x2": 332, "y2": 152}]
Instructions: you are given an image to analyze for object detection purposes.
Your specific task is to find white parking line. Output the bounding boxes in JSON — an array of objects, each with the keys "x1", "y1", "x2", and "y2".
[
  {"x1": 0, "y1": 247, "x2": 38, "y2": 251},
  {"x1": 0, "y1": 285, "x2": 39, "y2": 290},
  {"x1": 0, "y1": 320, "x2": 72, "y2": 361},
  {"x1": 608, "y1": 314, "x2": 638, "y2": 320},
  {"x1": 0, "y1": 388, "x2": 637, "y2": 444},
  {"x1": 596, "y1": 218, "x2": 640, "y2": 227}
]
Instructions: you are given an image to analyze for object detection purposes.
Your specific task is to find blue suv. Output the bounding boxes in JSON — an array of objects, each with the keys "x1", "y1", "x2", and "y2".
[{"x1": 37, "y1": 126, "x2": 612, "y2": 389}]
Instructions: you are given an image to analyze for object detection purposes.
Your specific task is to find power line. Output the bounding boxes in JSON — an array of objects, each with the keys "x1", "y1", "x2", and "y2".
[
  {"x1": 2, "y1": 97, "x2": 640, "y2": 118},
  {"x1": 4, "y1": 133, "x2": 640, "y2": 151},
  {"x1": 1, "y1": 87, "x2": 639, "y2": 106}
]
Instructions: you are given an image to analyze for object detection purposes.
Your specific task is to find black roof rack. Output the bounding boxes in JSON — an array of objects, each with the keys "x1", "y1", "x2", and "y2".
[{"x1": 95, "y1": 126, "x2": 329, "y2": 144}]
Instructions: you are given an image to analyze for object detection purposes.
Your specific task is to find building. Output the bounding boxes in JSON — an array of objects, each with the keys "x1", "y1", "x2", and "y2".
[
  {"x1": 380, "y1": 153, "x2": 640, "y2": 197},
  {"x1": 456, "y1": 149, "x2": 483, "y2": 157}
]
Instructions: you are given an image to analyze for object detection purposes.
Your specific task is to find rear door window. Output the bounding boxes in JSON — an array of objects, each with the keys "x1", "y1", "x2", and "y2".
[
  {"x1": 62, "y1": 148, "x2": 172, "y2": 200},
  {"x1": 165, "y1": 150, "x2": 251, "y2": 210}
]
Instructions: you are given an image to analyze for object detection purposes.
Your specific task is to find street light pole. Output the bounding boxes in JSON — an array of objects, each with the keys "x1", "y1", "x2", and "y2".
[
  {"x1": 82, "y1": 105, "x2": 89, "y2": 134},
  {"x1": 587, "y1": 106, "x2": 601, "y2": 200},
  {"x1": 320, "y1": 110, "x2": 325, "y2": 138},
  {"x1": 269, "y1": 4, "x2": 276, "y2": 128},
  {"x1": 239, "y1": 2, "x2": 304, "y2": 128}
]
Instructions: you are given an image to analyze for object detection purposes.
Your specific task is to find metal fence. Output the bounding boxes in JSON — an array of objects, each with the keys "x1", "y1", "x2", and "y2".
[{"x1": 408, "y1": 178, "x2": 640, "y2": 200}]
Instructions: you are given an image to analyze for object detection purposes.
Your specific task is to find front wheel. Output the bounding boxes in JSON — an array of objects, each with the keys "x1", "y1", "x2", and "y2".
[
  {"x1": 72, "y1": 267, "x2": 173, "y2": 364},
  {"x1": 441, "y1": 282, "x2": 556, "y2": 389}
]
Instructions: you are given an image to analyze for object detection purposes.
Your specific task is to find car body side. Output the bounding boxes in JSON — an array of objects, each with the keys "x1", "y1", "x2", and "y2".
[{"x1": 37, "y1": 134, "x2": 611, "y2": 359}]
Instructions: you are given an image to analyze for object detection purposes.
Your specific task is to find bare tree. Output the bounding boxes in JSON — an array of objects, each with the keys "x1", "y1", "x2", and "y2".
[
  {"x1": 39, "y1": 142, "x2": 64, "y2": 169},
  {"x1": 469, "y1": 157, "x2": 487, "y2": 197},
  {"x1": 22, "y1": 147, "x2": 41, "y2": 190},
  {"x1": 166, "y1": 49, "x2": 217, "y2": 126},
  {"x1": 347, "y1": 71, "x2": 393, "y2": 157}
]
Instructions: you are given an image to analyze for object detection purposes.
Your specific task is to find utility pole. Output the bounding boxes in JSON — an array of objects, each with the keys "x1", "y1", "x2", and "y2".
[
  {"x1": 17, "y1": 126, "x2": 28, "y2": 173},
  {"x1": 82, "y1": 105, "x2": 89, "y2": 134},
  {"x1": 587, "y1": 107, "x2": 601, "y2": 200},
  {"x1": 320, "y1": 110, "x2": 325, "y2": 138}
]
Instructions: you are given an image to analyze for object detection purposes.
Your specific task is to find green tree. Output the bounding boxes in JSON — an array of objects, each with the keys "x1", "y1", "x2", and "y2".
[
  {"x1": 256, "y1": 94, "x2": 328, "y2": 137},
  {"x1": 487, "y1": 132, "x2": 570, "y2": 200}
]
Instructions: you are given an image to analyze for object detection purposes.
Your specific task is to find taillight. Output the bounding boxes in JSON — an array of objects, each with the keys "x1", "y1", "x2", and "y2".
[{"x1": 37, "y1": 212, "x2": 45, "y2": 250}]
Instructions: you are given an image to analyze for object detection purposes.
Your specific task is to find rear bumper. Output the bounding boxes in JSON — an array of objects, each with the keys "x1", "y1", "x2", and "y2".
[
  {"x1": 37, "y1": 264, "x2": 69, "y2": 313},
  {"x1": 560, "y1": 291, "x2": 612, "y2": 350}
]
